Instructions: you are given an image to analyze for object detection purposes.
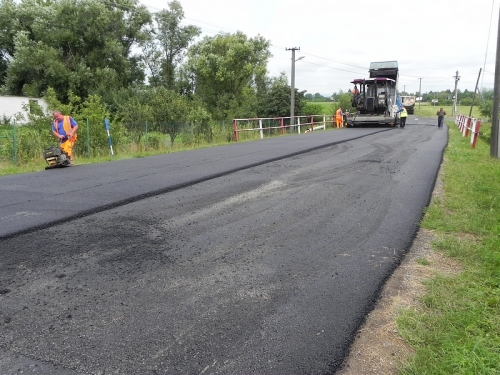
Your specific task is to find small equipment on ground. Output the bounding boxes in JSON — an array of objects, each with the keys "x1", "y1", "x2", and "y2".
[{"x1": 43, "y1": 146, "x2": 71, "y2": 170}]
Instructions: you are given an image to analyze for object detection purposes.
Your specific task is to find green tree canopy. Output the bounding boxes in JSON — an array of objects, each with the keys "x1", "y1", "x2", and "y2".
[
  {"x1": 254, "y1": 72, "x2": 306, "y2": 118},
  {"x1": 186, "y1": 31, "x2": 271, "y2": 120},
  {"x1": 150, "y1": 86, "x2": 190, "y2": 146},
  {"x1": 1, "y1": 0, "x2": 151, "y2": 101},
  {"x1": 141, "y1": 0, "x2": 200, "y2": 90}
]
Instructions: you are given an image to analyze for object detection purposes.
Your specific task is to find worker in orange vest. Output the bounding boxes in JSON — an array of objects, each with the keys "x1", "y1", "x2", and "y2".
[
  {"x1": 52, "y1": 111, "x2": 78, "y2": 163},
  {"x1": 335, "y1": 107, "x2": 344, "y2": 128}
]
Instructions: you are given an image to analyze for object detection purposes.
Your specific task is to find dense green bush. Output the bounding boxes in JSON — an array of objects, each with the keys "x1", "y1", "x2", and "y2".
[
  {"x1": 302, "y1": 102, "x2": 325, "y2": 116},
  {"x1": 480, "y1": 100, "x2": 493, "y2": 120}
]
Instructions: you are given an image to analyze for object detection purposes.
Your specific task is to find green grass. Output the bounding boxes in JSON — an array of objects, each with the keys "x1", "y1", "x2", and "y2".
[
  {"x1": 309, "y1": 101, "x2": 335, "y2": 115},
  {"x1": 413, "y1": 104, "x2": 481, "y2": 119},
  {"x1": 396, "y1": 122, "x2": 500, "y2": 374},
  {"x1": 415, "y1": 257, "x2": 431, "y2": 266}
]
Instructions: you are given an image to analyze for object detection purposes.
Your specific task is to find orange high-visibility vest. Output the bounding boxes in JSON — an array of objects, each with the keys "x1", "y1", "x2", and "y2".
[
  {"x1": 336, "y1": 108, "x2": 342, "y2": 120},
  {"x1": 54, "y1": 116, "x2": 77, "y2": 141}
]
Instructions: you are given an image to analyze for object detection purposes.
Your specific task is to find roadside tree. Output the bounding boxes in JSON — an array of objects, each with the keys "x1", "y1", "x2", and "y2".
[
  {"x1": 150, "y1": 87, "x2": 189, "y2": 146},
  {"x1": 1, "y1": 0, "x2": 151, "y2": 102},
  {"x1": 140, "y1": 0, "x2": 200, "y2": 90},
  {"x1": 260, "y1": 72, "x2": 305, "y2": 118},
  {"x1": 186, "y1": 31, "x2": 271, "y2": 120}
]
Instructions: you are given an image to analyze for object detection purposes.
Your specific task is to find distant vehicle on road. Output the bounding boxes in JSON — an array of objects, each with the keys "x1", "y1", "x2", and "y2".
[{"x1": 400, "y1": 95, "x2": 416, "y2": 114}]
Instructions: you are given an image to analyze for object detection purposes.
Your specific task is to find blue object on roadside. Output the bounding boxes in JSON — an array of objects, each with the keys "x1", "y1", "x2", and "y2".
[{"x1": 104, "y1": 118, "x2": 114, "y2": 156}]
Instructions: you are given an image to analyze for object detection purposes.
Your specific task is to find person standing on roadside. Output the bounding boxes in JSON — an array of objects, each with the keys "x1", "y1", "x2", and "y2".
[
  {"x1": 398, "y1": 106, "x2": 408, "y2": 128},
  {"x1": 436, "y1": 107, "x2": 446, "y2": 129},
  {"x1": 52, "y1": 111, "x2": 78, "y2": 164},
  {"x1": 335, "y1": 107, "x2": 344, "y2": 128}
]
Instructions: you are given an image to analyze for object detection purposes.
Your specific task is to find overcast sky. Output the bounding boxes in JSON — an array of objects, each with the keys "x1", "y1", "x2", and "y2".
[{"x1": 140, "y1": 0, "x2": 499, "y2": 96}]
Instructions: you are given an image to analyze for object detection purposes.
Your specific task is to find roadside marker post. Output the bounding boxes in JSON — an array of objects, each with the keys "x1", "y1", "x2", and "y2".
[
  {"x1": 471, "y1": 119, "x2": 481, "y2": 149},
  {"x1": 104, "y1": 118, "x2": 114, "y2": 156}
]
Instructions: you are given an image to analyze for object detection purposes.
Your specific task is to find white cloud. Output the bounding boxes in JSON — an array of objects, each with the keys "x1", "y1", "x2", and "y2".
[{"x1": 141, "y1": 0, "x2": 499, "y2": 95}]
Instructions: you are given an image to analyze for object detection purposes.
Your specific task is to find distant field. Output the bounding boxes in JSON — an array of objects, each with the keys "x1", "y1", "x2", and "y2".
[
  {"x1": 306, "y1": 101, "x2": 335, "y2": 115},
  {"x1": 413, "y1": 104, "x2": 480, "y2": 119}
]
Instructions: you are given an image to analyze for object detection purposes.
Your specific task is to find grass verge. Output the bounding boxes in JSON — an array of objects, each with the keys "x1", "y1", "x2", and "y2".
[
  {"x1": 0, "y1": 139, "x2": 250, "y2": 176},
  {"x1": 396, "y1": 121, "x2": 500, "y2": 374}
]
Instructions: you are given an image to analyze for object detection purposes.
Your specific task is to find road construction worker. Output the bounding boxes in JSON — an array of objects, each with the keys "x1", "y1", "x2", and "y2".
[
  {"x1": 398, "y1": 106, "x2": 408, "y2": 128},
  {"x1": 335, "y1": 107, "x2": 344, "y2": 128},
  {"x1": 351, "y1": 85, "x2": 361, "y2": 107},
  {"x1": 52, "y1": 111, "x2": 78, "y2": 163}
]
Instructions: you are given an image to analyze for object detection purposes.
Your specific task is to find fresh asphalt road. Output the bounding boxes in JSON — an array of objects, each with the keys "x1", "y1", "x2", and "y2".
[
  {"x1": 0, "y1": 117, "x2": 447, "y2": 374},
  {"x1": 1, "y1": 126, "x2": 397, "y2": 239}
]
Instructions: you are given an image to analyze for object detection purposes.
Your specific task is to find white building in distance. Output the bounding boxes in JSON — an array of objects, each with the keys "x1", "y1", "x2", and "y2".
[{"x1": 0, "y1": 96, "x2": 49, "y2": 125}]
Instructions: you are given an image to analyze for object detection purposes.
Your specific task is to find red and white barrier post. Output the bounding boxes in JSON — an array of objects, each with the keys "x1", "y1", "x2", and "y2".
[
  {"x1": 471, "y1": 119, "x2": 481, "y2": 148},
  {"x1": 456, "y1": 114, "x2": 482, "y2": 149}
]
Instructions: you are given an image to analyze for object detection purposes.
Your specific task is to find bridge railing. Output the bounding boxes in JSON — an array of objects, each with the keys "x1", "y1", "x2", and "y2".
[
  {"x1": 455, "y1": 114, "x2": 481, "y2": 148},
  {"x1": 232, "y1": 115, "x2": 336, "y2": 142}
]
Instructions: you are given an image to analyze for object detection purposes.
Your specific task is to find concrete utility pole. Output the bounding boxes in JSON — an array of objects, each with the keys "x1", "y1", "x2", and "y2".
[
  {"x1": 286, "y1": 47, "x2": 300, "y2": 131},
  {"x1": 491, "y1": 5, "x2": 500, "y2": 158},
  {"x1": 418, "y1": 78, "x2": 422, "y2": 109},
  {"x1": 452, "y1": 71, "x2": 460, "y2": 116}
]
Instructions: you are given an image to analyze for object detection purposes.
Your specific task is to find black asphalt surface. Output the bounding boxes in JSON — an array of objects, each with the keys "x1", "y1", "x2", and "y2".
[
  {"x1": 1, "y1": 127, "x2": 392, "y2": 239},
  {"x1": 0, "y1": 117, "x2": 447, "y2": 374}
]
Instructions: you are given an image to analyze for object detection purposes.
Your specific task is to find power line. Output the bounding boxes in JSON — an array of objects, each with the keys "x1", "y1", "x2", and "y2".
[
  {"x1": 292, "y1": 51, "x2": 368, "y2": 71},
  {"x1": 279, "y1": 59, "x2": 367, "y2": 76},
  {"x1": 147, "y1": 2, "x2": 494, "y2": 93}
]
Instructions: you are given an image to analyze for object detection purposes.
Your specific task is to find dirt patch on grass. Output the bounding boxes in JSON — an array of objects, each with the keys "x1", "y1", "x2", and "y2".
[{"x1": 337, "y1": 169, "x2": 462, "y2": 375}]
